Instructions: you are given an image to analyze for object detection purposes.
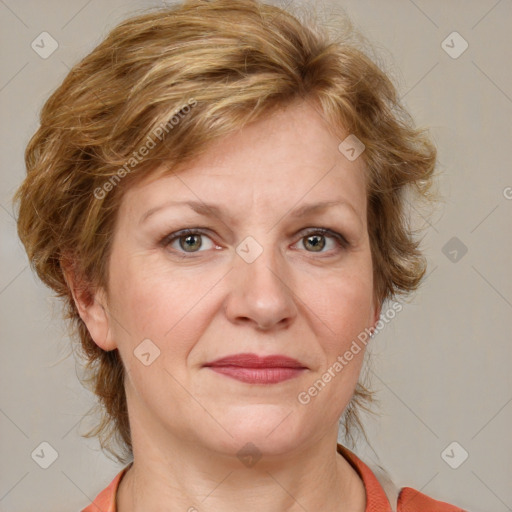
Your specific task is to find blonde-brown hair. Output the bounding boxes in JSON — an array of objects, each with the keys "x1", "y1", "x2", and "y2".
[{"x1": 14, "y1": 0, "x2": 437, "y2": 464}]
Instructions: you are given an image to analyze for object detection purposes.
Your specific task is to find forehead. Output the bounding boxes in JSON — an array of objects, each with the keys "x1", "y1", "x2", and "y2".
[{"x1": 121, "y1": 100, "x2": 368, "y2": 224}]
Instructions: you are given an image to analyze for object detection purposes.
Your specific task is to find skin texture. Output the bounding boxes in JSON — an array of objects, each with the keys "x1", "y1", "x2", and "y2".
[{"x1": 68, "y1": 99, "x2": 382, "y2": 511}]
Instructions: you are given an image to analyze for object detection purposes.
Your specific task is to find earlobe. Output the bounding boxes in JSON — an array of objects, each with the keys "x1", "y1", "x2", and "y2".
[
  {"x1": 373, "y1": 303, "x2": 382, "y2": 327},
  {"x1": 80, "y1": 288, "x2": 117, "y2": 352},
  {"x1": 61, "y1": 259, "x2": 116, "y2": 352},
  {"x1": 370, "y1": 297, "x2": 383, "y2": 335}
]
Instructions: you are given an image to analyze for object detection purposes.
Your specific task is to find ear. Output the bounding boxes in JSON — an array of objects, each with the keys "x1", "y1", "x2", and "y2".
[
  {"x1": 370, "y1": 294, "x2": 382, "y2": 335},
  {"x1": 60, "y1": 257, "x2": 116, "y2": 351}
]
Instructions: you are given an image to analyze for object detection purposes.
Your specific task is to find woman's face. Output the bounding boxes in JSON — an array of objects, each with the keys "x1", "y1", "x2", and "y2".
[{"x1": 86, "y1": 100, "x2": 380, "y2": 457}]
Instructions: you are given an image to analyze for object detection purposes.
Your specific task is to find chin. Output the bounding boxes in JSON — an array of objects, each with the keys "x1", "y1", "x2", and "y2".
[{"x1": 199, "y1": 403, "x2": 310, "y2": 458}]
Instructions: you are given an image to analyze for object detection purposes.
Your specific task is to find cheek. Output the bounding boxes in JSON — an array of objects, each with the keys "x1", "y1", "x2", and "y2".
[
  {"x1": 307, "y1": 263, "x2": 374, "y2": 349},
  {"x1": 108, "y1": 258, "x2": 217, "y2": 358},
  {"x1": 108, "y1": 265, "x2": 210, "y2": 413},
  {"x1": 295, "y1": 276, "x2": 371, "y2": 428}
]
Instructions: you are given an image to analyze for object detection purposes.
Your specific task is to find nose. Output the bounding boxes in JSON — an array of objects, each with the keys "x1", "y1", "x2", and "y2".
[{"x1": 224, "y1": 243, "x2": 297, "y2": 331}]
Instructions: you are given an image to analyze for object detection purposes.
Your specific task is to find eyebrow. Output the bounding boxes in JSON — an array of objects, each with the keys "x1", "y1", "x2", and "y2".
[{"x1": 139, "y1": 199, "x2": 360, "y2": 225}]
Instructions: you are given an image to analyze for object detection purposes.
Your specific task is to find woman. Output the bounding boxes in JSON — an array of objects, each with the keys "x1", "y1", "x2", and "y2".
[{"x1": 14, "y1": 0, "x2": 467, "y2": 510}]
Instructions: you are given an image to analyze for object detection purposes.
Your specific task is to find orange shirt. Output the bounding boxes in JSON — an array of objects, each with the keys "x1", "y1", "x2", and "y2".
[{"x1": 81, "y1": 444, "x2": 466, "y2": 511}]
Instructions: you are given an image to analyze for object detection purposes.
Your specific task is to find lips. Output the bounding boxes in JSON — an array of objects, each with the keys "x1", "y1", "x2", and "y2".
[{"x1": 203, "y1": 353, "x2": 307, "y2": 384}]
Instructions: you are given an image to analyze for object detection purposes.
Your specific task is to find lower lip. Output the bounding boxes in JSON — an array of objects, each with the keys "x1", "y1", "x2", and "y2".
[{"x1": 207, "y1": 366, "x2": 305, "y2": 384}]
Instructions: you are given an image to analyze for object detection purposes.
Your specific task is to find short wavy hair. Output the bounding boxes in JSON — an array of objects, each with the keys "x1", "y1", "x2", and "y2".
[{"x1": 14, "y1": 0, "x2": 437, "y2": 463}]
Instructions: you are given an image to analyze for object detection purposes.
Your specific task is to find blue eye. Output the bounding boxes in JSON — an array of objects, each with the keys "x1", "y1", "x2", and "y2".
[{"x1": 160, "y1": 227, "x2": 348, "y2": 256}]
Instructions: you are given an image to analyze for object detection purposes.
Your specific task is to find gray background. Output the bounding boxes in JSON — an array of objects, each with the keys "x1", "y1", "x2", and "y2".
[{"x1": 1, "y1": 1, "x2": 511, "y2": 511}]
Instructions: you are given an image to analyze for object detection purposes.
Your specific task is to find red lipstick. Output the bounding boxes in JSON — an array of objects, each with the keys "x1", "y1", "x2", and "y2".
[{"x1": 203, "y1": 353, "x2": 307, "y2": 384}]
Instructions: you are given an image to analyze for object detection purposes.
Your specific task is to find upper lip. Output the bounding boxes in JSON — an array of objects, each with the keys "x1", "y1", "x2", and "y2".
[{"x1": 204, "y1": 353, "x2": 306, "y2": 369}]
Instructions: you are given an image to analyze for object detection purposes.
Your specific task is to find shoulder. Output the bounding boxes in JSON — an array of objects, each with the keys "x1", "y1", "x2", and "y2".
[
  {"x1": 80, "y1": 464, "x2": 131, "y2": 512},
  {"x1": 398, "y1": 486, "x2": 467, "y2": 512},
  {"x1": 337, "y1": 443, "x2": 467, "y2": 512}
]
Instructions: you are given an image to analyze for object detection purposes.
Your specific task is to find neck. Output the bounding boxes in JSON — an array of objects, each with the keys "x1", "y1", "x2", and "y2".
[{"x1": 117, "y1": 429, "x2": 366, "y2": 512}]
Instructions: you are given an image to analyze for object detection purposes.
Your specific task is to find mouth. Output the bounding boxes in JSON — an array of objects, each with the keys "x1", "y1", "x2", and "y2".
[{"x1": 203, "y1": 353, "x2": 307, "y2": 384}]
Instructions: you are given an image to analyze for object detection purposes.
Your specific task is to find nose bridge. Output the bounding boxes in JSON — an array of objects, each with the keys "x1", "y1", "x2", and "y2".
[
  {"x1": 236, "y1": 232, "x2": 290, "y2": 300},
  {"x1": 226, "y1": 232, "x2": 297, "y2": 329}
]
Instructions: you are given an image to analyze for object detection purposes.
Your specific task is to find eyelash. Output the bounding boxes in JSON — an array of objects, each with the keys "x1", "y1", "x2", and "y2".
[{"x1": 159, "y1": 227, "x2": 349, "y2": 257}]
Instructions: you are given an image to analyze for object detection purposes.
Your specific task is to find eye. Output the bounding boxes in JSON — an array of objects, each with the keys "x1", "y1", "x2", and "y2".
[
  {"x1": 160, "y1": 229, "x2": 217, "y2": 254},
  {"x1": 295, "y1": 228, "x2": 349, "y2": 254},
  {"x1": 160, "y1": 227, "x2": 349, "y2": 257}
]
